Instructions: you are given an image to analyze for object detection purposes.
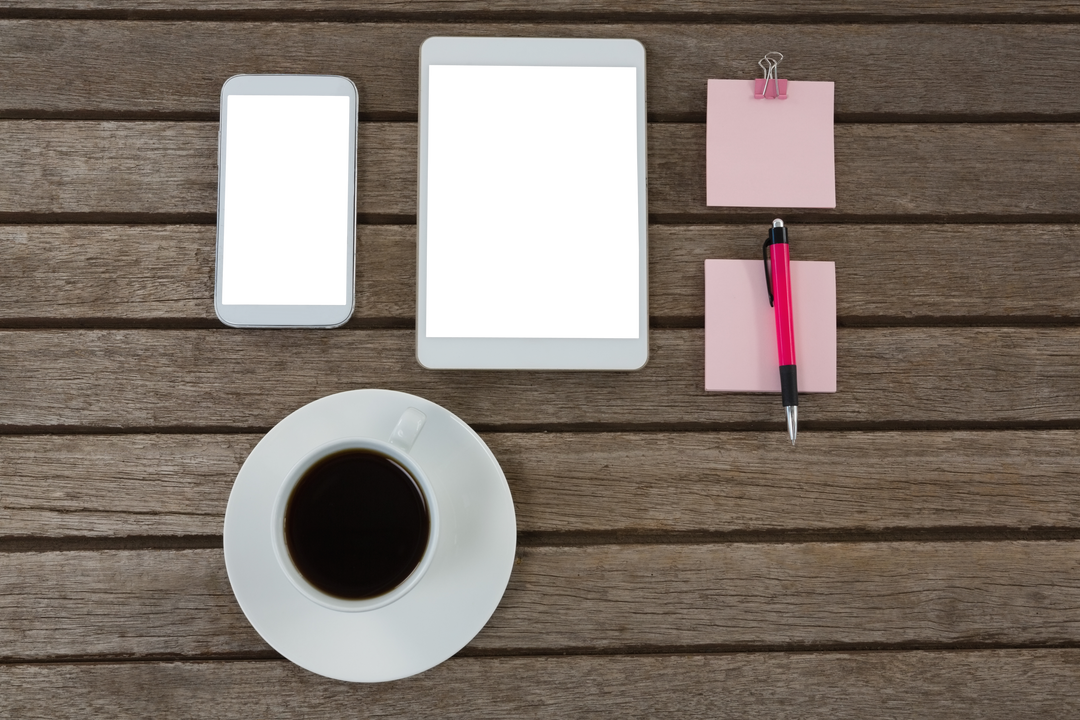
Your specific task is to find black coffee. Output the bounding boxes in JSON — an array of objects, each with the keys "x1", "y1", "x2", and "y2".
[{"x1": 284, "y1": 449, "x2": 430, "y2": 600}]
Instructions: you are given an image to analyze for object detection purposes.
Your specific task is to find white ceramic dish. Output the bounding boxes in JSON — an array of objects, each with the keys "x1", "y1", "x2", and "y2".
[{"x1": 223, "y1": 389, "x2": 516, "y2": 682}]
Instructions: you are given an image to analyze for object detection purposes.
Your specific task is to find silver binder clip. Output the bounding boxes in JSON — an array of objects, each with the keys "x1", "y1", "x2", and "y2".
[{"x1": 755, "y1": 52, "x2": 787, "y2": 99}]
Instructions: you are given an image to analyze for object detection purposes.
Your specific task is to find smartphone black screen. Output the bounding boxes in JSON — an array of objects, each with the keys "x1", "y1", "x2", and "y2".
[
  {"x1": 427, "y1": 69, "x2": 635, "y2": 334},
  {"x1": 224, "y1": 98, "x2": 345, "y2": 302}
]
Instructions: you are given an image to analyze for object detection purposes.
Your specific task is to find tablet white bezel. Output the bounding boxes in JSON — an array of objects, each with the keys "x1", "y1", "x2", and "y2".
[
  {"x1": 215, "y1": 74, "x2": 358, "y2": 328},
  {"x1": 417, "y1": 37, "x2": 648, "y2": 370}
]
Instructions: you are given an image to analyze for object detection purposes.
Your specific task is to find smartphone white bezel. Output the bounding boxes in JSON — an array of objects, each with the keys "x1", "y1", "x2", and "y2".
[
  {"x1": 417, "y1": 37, "x2": 648, "y2": 370},
  {"x1": 215, "y1": 74, "x2": 358, "y2": 328}
]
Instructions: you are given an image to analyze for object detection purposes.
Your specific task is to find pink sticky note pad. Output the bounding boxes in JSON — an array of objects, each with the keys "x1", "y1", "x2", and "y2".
[
  {"x1": 706, "y1": 79, "x2": 836, "y2": 208},
  {"x1": 705, "y1": 259, "x2": 836, "y2": 393}
]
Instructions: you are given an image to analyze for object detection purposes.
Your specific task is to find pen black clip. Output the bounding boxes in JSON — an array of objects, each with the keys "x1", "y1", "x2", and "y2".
[
  {"x1": 762, "y1": 239, "x2": 774, "y2": 307},
  {"x1": 762, "y1": 222, "x2": 788, "y2": 308}
]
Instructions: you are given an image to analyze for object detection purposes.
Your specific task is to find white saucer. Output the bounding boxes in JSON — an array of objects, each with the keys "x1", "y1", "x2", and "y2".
[{"x1": 223, "y1": 389, "x2": 517, "y2": 682}]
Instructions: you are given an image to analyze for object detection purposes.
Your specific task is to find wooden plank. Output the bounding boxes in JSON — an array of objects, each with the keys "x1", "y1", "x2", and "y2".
[
  {"x1": 3, "y1": 21, "x2": 1079, "y2": 120},
  {"x1": 1, "y1": 0, "x2": 1076, "y2": 20},
  {"x1": 2, "y1": 122, "x2": 1079, "y2": 220},
  {"x1": 650, "y1": 224, "x2": 1080, "y2": 323},
  {"x1": 0, "y1": 433, "x2": 249, "y2": 538},
  {"x1": 488, "y1": 542, "x2": 1080, "y2": 651},
  {"x1": 0, "y1": 121, "x2": 217, "y2": 218},
  {"x1": 651, "y1": 123, "x2": 1080, "y2": 222},
  {"x1": 3, "y1": 431, "x2": 1079, "y2": 539},
  {"x1": 0, "y1": 327, "x2": 1076, "y2": 430},
  {"x1": 3, "y1": 651, "x2": 1080, "y2": 719},
  {"x1": 2, "y1": 542, "x2": 1079, "y2": 659},
  {"x1": 0, "y1": 225, "x2": 215, "y2": 325},
  {"x1": 3, "y1": 224, "x2": 1077, "y2": 325},
  {"x1": 0, "y1": 549, "x2": 255, "y2": 660},
  {"x1": 0, "y1": 224, "x2": 415, "y2": 325}
]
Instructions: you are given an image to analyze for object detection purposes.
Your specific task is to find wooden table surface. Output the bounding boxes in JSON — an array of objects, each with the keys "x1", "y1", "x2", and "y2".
[{"x1": 2, "y1": 2, "x2": 1080, "y2": 717}]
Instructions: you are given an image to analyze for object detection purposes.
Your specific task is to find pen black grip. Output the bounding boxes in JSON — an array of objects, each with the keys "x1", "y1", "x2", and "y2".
[{"x1": 779, "y1": 365, "x2": 798, "y2": 408}]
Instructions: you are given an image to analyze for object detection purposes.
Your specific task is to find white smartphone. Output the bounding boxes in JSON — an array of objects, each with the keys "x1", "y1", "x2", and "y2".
[{"x1": 215, "y1": 74, "x2": 358, "y2": 328}]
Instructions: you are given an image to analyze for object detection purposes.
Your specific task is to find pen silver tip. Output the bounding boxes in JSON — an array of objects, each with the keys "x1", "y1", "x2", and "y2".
[
  {"x1": 772, "y1": 218, "x2": 784, "y2": 228},
  {"x1": 786, "y1": 406, "x2": 797, "y2": 445}
]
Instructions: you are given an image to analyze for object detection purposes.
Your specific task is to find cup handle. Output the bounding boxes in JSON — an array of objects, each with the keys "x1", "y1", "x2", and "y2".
[{"x1": 389, "y1": 407, "x2": 427, "y2": 453}]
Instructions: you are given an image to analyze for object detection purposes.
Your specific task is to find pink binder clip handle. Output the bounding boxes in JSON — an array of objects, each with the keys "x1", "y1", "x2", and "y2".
[
  {"x1": 755, "y1": 77, "x2": 788, "y2": 99},
  {"x1": 755, "y1": 51, "x2": 787, "y2": 99}
]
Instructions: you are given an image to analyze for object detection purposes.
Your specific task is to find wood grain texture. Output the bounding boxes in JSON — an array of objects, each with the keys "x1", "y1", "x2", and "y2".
[
  {"x1": 650, "y1": 224, "x2": 1080, "y2": 323},
  {"x1": 1, "y1": 0, "x2": 1077, "y2": 19},
  {"x1": 482, "y1": 541, "x2": 1080, "y2": 651},
  {"x1": 0, "y1": 433, "x2": 249, "y2": 538},
  {"x1": 0, "y1": 224, "x2": 409, "y2": 325},
  {"x1": 3, "y1": 21, "x2": 1079, "y2": 120},
  {"x1": 0, "y1": 4, "x2": 1074, "y2": 715},
  {"x1": 2, "y1": 224, "x2": 1077, "y2": 325},
  {"x1": 0, "y1": 327, "x2": 1076, "y2": 430},
  {"x1": 0, "y1": 225, "x2": 215, "y2": 324},
  {"x1": 3, "y1": 122, "x2": 1079, "y2": 220},
  {"x1": 395, "y1": 430, "x2": 1080, "y2": 535},
  {"x1": 0, "y1": 549, "x2": 254, "y2": 660},
  {"x1": 4, "y1": 651, "x2": 1080, "y2": 719},
  {"x1": 0, "y1": 121, "x2": 217, "y2": 217},
  {"x1": 3, "y1": 431, "x2": 1079, "y2": 539},
  {"x1": 652, "y1": 124, "x2": 1080, "y2": 221},
  {"x1": 2, "y1": 542, "x2": 1079, "y2": 660}
]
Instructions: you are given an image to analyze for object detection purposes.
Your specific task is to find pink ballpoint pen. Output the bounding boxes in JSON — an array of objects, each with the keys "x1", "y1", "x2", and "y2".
[{"x1": 763, "y1": 219, "x2": 798, "y2": 444}]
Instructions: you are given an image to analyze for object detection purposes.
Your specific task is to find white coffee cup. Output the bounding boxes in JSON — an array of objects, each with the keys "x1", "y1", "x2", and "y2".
[{"x1": 270, "y1": 407, "x2": 439, "y2": 612}]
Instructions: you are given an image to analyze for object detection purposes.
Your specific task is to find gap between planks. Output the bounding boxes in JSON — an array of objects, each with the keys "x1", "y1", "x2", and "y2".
[
  {"x1": 3, "y1": 421, "x2": 1080, "y2": 436},
  {"x1": 5, "y1": 640, "x2": 1080, "y2": 665},
  {"x1": 0, "y1": 319, "x2": 1077, "y2": 331},
  {"x1": 3, "y1": 112, "x2": 1080, "y2": 124},
  {"x1": 8, "y1": 528, "x2": 1080, "y2": 554},
  {"x1": 5, "y1": 215, "x2": 1080, "y2": 225},
  {"x1": 1, "y1": 8, "x2": 1080, "y2": 23}
]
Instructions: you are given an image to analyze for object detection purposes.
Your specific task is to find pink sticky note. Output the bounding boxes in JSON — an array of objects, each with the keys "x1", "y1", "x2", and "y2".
[
  {"x1": 705, "y1": 259, "x2": 836, "y2": 393},
  {"x1": 706, "y1": 79, "x2": 836, "y2": 208}
]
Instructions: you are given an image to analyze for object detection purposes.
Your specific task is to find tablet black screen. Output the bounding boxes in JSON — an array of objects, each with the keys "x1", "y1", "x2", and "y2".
[
  {"x1": 427, "y1": 69, "x2": 635, "y2": 336},
  {"x1": 223, "y1": 98, "x2": 345, "y2": 302}
]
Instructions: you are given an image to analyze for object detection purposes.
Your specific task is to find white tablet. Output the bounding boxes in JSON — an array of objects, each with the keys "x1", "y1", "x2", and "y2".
[
  {"x1": 418, "y1": 37, "x2": 648, "y2": 370},
  {"x1": 215, "y1": 74, "x2": 358, "y2": 328}
]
